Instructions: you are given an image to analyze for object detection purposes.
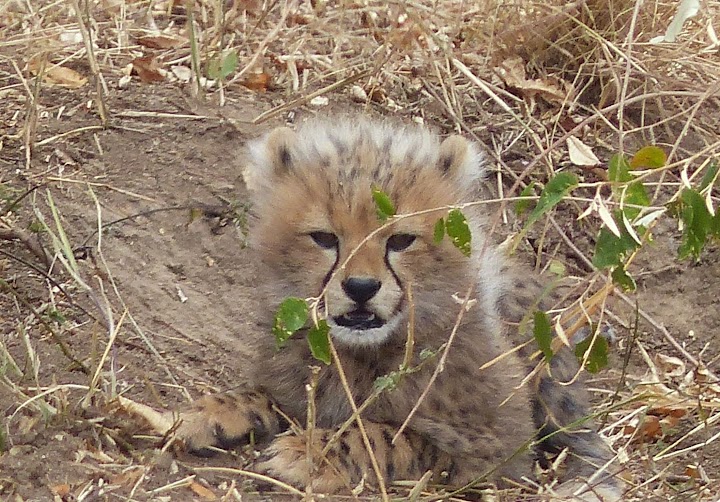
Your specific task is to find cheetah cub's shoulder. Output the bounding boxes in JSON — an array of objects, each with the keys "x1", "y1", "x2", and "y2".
[{"x1": 172, "y1": 117, "x2": 621, "y2": 500}]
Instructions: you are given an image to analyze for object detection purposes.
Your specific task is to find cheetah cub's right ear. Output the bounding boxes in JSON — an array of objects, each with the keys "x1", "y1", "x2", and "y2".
[
  {"x1": 437, "y1": 135, "x2": 486, "y2": 190},
  {"x1": 245, "y1": 126, "x2": 297, "y2": 193}
]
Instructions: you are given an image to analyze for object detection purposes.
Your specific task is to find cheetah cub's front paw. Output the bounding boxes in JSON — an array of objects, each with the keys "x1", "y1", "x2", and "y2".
[
  {"x1": 170, "y1": 391, "x2": 280, "y2": 455},
  {"x1": 255, "y1": 434, "x2": 349, "y2": 493}
]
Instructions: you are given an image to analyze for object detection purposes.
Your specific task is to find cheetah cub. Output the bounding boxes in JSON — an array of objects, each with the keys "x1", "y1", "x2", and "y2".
[{"x1": 173, "y1": 118, "x2": 621, "y2": 500}]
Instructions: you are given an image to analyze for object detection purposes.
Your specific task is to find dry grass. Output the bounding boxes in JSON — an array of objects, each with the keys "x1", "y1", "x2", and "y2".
[{"x1": 1, "y1": 0, "x2": 720, "y2": 500}]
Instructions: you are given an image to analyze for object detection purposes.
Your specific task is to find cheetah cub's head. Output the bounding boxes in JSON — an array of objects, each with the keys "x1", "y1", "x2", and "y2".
[{"x1": 246, "y1": 118, "x2": 492, "y2": 348}]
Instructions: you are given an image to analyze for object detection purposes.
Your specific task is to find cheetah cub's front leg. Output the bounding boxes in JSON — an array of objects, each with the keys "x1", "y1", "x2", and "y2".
[
  {"x1": 255, "y1": 422, "x2": 451, "y2": 492},
  {"x1": 171, "y1": 390, "x2": 280, "y2": 455}
]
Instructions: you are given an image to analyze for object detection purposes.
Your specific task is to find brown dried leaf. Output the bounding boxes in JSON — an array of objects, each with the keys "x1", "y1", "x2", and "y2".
[
  {"x1": 629, "y1": 415, "x2": 662, "y2": 441},
  {"x1": 655, "y1": 353, "x2": 686, "y2": 378},
  {"x1": 50, "y1": 484, "x2": 71, "y2": 497},
  {"x1": 496, "y1": 56, "x2": 573, "y2": 105},
  {"x1": 28, "y1": 58, "x2": 87, "y2": 88},
  {"x1": 136, "y1": 35, "x2": 184, "y2": 50},
  {"x1": 132, "y1": 55, "x2": 165, "y2": 83},
  {"x1": 108, "y1": 468, "x2": 144, "y2": 487},
  {"x1": 240, "y1": 71, "x2": 270, "y2": 92},
  {"x1": 650, "y1": 406, "x2": 688, "y2": 419},
  {"x1": 189, "y1": 481, "x2": 217, "y2": 500}
]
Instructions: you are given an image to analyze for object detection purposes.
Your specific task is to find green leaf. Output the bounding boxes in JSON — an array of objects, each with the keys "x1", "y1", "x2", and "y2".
[
  {"x1": 220, "y1": 50, "x2": 238, "y2": 78},
  {"x1": 630, "y1": 146, "x2": 667, "y2": 170},
  {"x1": 525, "y1": 172, "x2": 578, "y2": 229},
  {"x1": 533, "y1": 311, "x2": 554, "y2": 362},
  {"x1": 307, "y1": 320, "x2": 331, "y2": 364},
  {"x1": 373, "y1": 374, "x2": 400, "y2": 392},
  {"x1": 47, "y1": 309, "x2": 67, "y2": 324},
  {"x1": 207, "y1": 59, "x2": 221, "y2": 80},
  {"x1": 592, "y1": 213, "x2": 642, "y2": 269},
  {"x1": 273, "y1": 297, "x2": 308, "y2": 347},
  {"x1": 611, "y1": 265, "x2": 636, "y2": 291},
  {"x1": 515, "y1": 182, "x2": 536, "y2": 217},
  {"x1": 575, "y1": 335, "x2": 609, "y2": 374},
  {"x1": 608, "y1": 154, "x2": 633, "y2": 183},
  {"x1": 445, "y1": 209, "x2": 471, "y2": 257},
  {"x1": 607, "y1": 154, "x2": 649, "y2": 219},
  {"x1": 371, "y1": 186, "x2": 396, "y2": 221},
  {"x1": 622, "y1": 181, "x2": 650, "y2": 219},
  {"x1": 700, "y1": 162, "x2": 719, "y2": 191},
  {"x1": 207, "y1": 50, "x2": 239, "y2": 80},
  {"x1": 433, "y1": 217, "x2": 445, "y2": 243},
  {"x1": 677, "y1": 188, "x2": 714, "y2": 260}
]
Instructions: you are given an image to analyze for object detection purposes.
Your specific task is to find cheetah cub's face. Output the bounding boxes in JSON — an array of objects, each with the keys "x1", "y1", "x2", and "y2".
[{"x1": 246, "y1": 119, "x2": 488, "y2": 348}]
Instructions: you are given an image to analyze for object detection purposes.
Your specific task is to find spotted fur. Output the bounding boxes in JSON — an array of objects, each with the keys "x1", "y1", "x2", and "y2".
[{"x1": 172, "y1": 117, "x2": 621, "y2": 500}]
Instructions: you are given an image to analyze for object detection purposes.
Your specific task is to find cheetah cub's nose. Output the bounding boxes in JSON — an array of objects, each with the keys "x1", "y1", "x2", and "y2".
[{"x1": 342, "y1": 277, "x2": 382, "y2": 304}]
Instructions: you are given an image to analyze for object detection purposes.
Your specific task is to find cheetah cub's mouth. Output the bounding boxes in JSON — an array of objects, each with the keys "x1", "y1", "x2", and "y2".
[
  {"x1": 328, "y1": 307, "x2": 404, "y2": 347},
  {"x1": 334, "y1": 308, "x2": 385, "y2": 330}
]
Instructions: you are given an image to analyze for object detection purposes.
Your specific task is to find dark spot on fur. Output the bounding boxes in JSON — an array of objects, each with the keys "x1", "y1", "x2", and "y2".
[
  {"x1": 409, "y1": 457, "x2": 420, "y2": 474},
  {"x1": 368, "y1": 434, "x2": 376, "y2": 450},
  {"x1": 440, "y1": 154, "x2": 453, "y2": 172},
  {"x1": 382, "y1": 428, "x2": 394, "y2": 446},
  {"x1": 250, "y1": 412, "x2": 265, "y2": 436},
  {"x1": 279, "y1": 146, "x2": 292, "y2": 169},
  {"x1": 429, "y1": 396, "x2": 446, "y2": 412},
  {"x1": 458, "y1": 406, "x2": 473, "y2": 417},
  {"x1": 560, "y1": 394, "x2": 580, "y2": 415},
  {"x1": 340, "y1": 438, "x2": 351, "y2": 456},
  {"x1": 329, "y1": 134, "x2": 348, "y2": 156},
  {"x1": 213, "y1": 424, "x2": 245, "y2": 450},
  {"x1": 447, "y1": 437, "x2": 462, "y2": 450},
  {"x1": 463, "y1": 381, "x2": 478, "y2": 395},
  {"x1": 445, "y1": 459, "x2": 457, "y2": 481},
  {"x1": 382, "y1": 136, "x2": 392, "y2": 156},
  {"x1": 449, "y1": 387, "x2": 461, "y2": 401}
]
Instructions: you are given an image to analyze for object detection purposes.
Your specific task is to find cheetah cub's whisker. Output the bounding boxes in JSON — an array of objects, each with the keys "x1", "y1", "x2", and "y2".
[{"x1": 169, "y1": 117, "x2": 622, "y2": 500}]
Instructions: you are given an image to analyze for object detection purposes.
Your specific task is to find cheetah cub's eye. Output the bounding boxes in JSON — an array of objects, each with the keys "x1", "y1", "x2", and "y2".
[
  {"x1": 309, "y1": 231, "x2": 339, "y2": 249},
  {"x1": 387, "y1": 234, "x2": 416, "y2": 252}
]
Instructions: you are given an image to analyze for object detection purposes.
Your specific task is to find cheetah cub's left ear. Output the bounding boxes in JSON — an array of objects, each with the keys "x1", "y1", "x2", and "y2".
[
  {"x1": 245, "y1": 126, "x2": 297, "y2": 192},
  {"x1": 437, "y1": 135, "x2": 486, "y2": 187}
]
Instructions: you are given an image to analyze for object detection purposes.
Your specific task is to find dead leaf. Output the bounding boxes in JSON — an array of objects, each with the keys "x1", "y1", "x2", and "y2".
[
  {"x1": 189, "y1": 481, "x2": 217, "y2": 500},
  {"x1": 108, "y1": 468, "x2": 144, "y2": 487},
  {"x1": 136, "y1": 35, "x2": 184, "y2": 50},
  {"x1": 684, "y1": 464, "x2": 710, "y2": 482},
  {"x1": 50, "y1": 484, "x2": 71, "y2": 497},
  {"x1": 28, "y1": 58, "x2": 87, "y2": 88},
  {"x1": 171, "y1": 65, "x2": 192, "y2": 82},
  {"x1": 656, "y1": 353, "x2": 686, "y2": 378},
  {"x1": 650, "y1": 406, "x2": 688, "y2": 419},
  {"x1": 132, "y1": 55, "x2": 165, "y2": 83},
  {"x1": 495, "y1": 56, "x2": 573, "y2": 105},
  {"x1": 567, "y1": 136, "x2": 600, "y2": 166},
  {"x1": 240, "y1": 71, "x2": 270, "y2": 92}
]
